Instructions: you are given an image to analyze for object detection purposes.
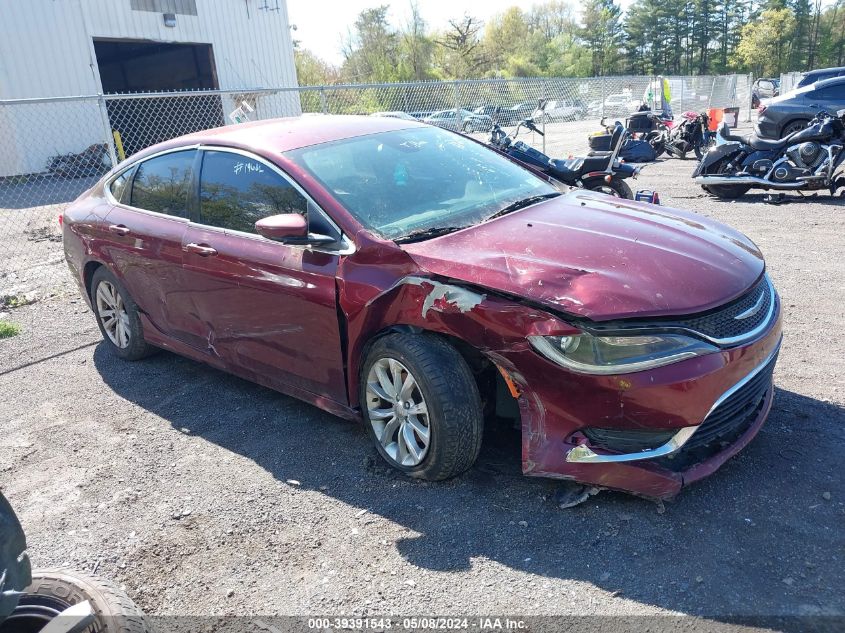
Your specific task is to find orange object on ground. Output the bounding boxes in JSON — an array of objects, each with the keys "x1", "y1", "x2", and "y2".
[{"x1": 707, "y1": 107, "x2": 724, "y2": 131}]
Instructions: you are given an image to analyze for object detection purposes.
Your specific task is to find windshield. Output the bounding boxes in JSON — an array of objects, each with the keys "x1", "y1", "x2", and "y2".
[{"x1": 285, "y1": 126, "x2": 555, "y2": 241}]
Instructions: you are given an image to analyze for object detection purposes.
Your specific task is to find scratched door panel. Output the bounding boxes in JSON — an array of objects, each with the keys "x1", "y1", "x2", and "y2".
[{"x1": 181, "y1": 226, "x2": 346, "y2": 400}]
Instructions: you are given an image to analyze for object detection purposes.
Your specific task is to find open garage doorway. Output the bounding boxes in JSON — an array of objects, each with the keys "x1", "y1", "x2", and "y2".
[{"x1": 94, "y1": 39, "x2": 225, "y2": 156}]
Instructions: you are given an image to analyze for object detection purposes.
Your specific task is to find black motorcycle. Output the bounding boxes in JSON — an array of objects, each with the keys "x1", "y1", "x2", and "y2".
[
  {"x1": 666, "y1": 111, "x2": 714, "y2": 160},
  {"x1": 694, "y1": 109, "x2": 845, "y2": 199},
  {"x1": 488, "y1": 118, "x2": 641, "y2": 198}
]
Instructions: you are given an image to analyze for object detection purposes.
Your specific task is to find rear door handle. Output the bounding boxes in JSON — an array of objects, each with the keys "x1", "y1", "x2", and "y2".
[
  {"x1": 184, "y1": 242, "x2": 218, "y2": 257},
  {"x1": 108, "y1": 224, "x2": 130, "y2": 236}
]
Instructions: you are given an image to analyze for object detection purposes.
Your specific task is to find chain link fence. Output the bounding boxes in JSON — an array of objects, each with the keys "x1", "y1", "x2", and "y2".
[
  {"x1": 779, "y1": 72, "x2": 804, "y2": 94},
  {"x1": 0, "y1": 74, "x2": 751, "y2": 300}
]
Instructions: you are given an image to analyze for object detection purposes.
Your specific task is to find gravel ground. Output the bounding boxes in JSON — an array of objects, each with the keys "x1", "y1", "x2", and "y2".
[{"x1": 1, "y1": 121, "x2": 844, "y2": 629}]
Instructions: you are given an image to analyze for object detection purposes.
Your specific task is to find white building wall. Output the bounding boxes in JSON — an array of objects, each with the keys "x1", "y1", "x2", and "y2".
[{"x1": 0, "y1": 0, "x2": 300, "y2": 176}]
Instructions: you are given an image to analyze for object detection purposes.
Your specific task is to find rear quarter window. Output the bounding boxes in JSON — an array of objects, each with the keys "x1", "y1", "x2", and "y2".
[
  {"x1": 109, "y1": 170, "x2": 132, "y2": 203},
  {"x1": 130, "y1": 150, "x2": 196, "y2": 218}
]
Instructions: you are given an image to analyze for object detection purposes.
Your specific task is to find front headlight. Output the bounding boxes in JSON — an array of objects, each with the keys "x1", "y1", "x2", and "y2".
[{"x1": 528, "y1": 332, "x2": 717, "y2": 375}]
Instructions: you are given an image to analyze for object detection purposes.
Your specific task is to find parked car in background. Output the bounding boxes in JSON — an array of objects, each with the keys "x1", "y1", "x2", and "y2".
[
  {"x1": 408, "y1": 110, "x2": 434, "y2": 120},
  {"x1": 757, "y1": 76, "x2": 845, "y2": 138},
  {"x1": 532, "y1": 99, "x2": 585, "y2": 122},
  {"x1": 369, "y1": 111, "x2": 416, "y2": 120},
  {"x1": 474, "y1": 103, "x2": 534, "y2": 126},
  {"x1": 472, "y1": 104, "x2": 499, "y2": 118},
  {"x1": 796, "y1": 66, "x2": 845, "y2": 89},
  {"x1": 588, "y1": 93, "x2": 640, "y2": 117},
  {"x1": 63, "y1": 115, "x2": 782, "y2": 502},
  {"x1": 752, "y1": 78, "x2": 780, "y2": 108},
  {"x1": 424, "y1": 108, "x2": 493, "y2": 133}
]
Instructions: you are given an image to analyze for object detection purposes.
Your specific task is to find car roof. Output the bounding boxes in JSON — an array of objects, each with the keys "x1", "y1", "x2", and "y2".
[
  {"x1": 804, "y1": 66, "x2": 845, "y2": 77},
  {"x1": 127, "y1": 115, "x2": 424, "y2": 162},
  {"x1": 809, "y1": 75, "x2": 845, "y2": 88}
]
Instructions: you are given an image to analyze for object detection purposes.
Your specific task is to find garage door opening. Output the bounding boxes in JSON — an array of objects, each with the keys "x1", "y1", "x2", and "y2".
[{"x1": 94, "y1": 39, "x2": 224, "y2": 156}]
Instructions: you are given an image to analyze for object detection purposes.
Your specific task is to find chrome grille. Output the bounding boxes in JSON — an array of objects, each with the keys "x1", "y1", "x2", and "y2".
[{"x1": 675, "y1": 276, "x2": 773, "y2": 342}]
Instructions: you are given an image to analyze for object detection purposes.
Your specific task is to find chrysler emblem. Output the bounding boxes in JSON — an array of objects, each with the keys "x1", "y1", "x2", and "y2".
[{"x1": 734, "y1": 290, "x2": 765, "y2": 320}]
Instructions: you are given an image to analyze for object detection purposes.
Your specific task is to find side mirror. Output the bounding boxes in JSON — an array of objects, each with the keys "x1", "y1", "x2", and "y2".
[{"x1": 255, "y1": 214, "x2": 307, "y2": 241}]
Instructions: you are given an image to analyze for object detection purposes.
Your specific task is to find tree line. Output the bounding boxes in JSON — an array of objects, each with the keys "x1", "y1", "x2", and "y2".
[{"x1": 294, "y1": 0, "x2": 845, "y2": 85}]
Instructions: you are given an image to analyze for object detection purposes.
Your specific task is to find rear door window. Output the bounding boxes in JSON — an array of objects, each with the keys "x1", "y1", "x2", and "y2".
[
  {"x1": 130, "y1": 150, "x2": 196, "y2": 218},
  {"x1": 198, "y1": 150, "x2": 308, "y2": 234}
]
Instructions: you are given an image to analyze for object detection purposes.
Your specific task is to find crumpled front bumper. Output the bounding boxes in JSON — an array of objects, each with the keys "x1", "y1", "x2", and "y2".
[{"x1": 510, "y1": 309, "x2": 783, "y2": 500}]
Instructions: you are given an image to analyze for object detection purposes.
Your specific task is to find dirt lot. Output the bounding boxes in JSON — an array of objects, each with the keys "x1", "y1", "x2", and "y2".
[{"x1": 1, "y1": 121, "x2": 844, "y2": 629}]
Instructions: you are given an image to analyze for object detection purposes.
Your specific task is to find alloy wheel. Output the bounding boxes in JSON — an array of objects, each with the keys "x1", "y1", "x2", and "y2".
[
  {"x1": 365, "y1": 358, "x2": 431, "y2": 467},
  {"x1": 96, "y1": 280, "x2": 130, "y2": 348}
]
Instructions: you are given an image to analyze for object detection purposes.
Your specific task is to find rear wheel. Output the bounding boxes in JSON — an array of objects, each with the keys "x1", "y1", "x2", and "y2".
[
  {"x1": 781, "y1": 119, "x2": 809, "y2": 138},
  {"x1": 91, "y1": 267, "x2": 155, "y2": 361},
  {"x1": 360, "y1": 333, "x2": 483, "y2": 481},
  {"x1": 706, "y1": 159, "x2": 751, "y2": 200},
  {"x1": 583, "y1": 176, "x2": 633, "y2": 199}
]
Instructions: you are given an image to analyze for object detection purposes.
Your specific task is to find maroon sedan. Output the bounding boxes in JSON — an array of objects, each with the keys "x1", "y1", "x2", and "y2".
[{"x1": 62, "y1": 116, "x2": 781, "y2": 500}]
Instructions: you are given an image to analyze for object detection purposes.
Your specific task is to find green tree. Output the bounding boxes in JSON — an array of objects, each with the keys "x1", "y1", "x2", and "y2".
[
  {"x1": 736, "y1": 8, "x2": 797, "y2": 75},
  {"x1": 400, "y1": 2, "x2": 435, "y2": 80},
  {"x1": 581, "y1": 0, "x2": 624, "y2": 75},
  {"x1": 341, "y1": 6, "x2": 401, "y2": 82},
  {"x1": 294, "y1": 49, "x2": 340, "y2": 86}
]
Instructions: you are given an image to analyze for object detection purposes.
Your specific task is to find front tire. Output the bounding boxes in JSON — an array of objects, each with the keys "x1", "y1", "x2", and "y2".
[
  {"x1": 8, "y1": 569, "x2": 147, "y2": 633},
  {"x1": 91, "y1": 267, "x2": 155, "y2": 361},
  {"x1": 583, "y1": 176, "x2": 633, "y2": 199},
  {"x1": 694, "y1": 136, "x2": 714, "y2": 160},
  {"x1": 360, "y1": 333, "x2": 483, "y2": 481},
  {"x1": 646, "y1": 132, "x2": 666, "y2": 158}
]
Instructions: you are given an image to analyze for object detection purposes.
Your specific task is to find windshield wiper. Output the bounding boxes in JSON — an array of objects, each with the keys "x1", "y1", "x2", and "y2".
[
  {"x1": 394, "y1": 225, "x2": 467, "y2": 244},
  {"x1": 485, "y1": 192, "x2": 561, "y2": 221}
]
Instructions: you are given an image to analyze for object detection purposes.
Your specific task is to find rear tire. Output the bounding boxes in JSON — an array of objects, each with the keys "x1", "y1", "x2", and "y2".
[
  {"x1": 583, "y1": 177, "x2": 633, "y2": 199},
  {"x1": 781, "y1": 119, "x2": 809, "y2": 138},
  {"x1": 705, "y1": 159, "x2": 751, "y2": 200},
  {"x1": 90, "y1": 267, "x2": 155, "y2": 361},
  {"x1": 5, "y1": 569, "x2": 147, "y2": 633},
  {"x1": 360, "y1": 333, "x2": 483, "y2": 481}
]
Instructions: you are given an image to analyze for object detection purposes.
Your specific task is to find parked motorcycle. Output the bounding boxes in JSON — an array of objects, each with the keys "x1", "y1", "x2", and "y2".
[
  {"x1": 625, "y1": 110, "x2": 674, "y2": 158},
  {"x1": 47, "y1": 143, "x2": 112, "y2": 178},
  {"x1": 588, "y1": 117, "x2": 657, "y2": 163},
  {"x1": 693, "y1": 109, "x2": 845, "y2": 199},
  {"x1": 0, "y1": 492, "x2": 147, "y2": 633},
  {"x1": 490, "y1": 118, "x2": 641, "y2": 198},
  {"x1": 666, "y1": 111, "x2": 715, "y2": 160}
]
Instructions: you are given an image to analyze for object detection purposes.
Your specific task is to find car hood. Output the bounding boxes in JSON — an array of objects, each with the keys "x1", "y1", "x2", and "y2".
[{"x1": 401, "y1": 190, "x2": 765, "y2": 321}]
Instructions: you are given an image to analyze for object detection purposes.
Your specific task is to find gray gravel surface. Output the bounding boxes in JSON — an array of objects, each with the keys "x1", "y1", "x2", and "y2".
[{"x1": 1, "y1": 125, "x2": 844, "y2": 627}]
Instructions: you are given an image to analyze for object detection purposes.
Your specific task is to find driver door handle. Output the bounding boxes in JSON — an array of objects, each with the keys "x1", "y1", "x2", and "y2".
[
  {"x1": 184, "y1": 242, "x2": 218, "y2": 257},
  {"x1": 108, "y1": 224, "x2": 130, "y2": 236}
]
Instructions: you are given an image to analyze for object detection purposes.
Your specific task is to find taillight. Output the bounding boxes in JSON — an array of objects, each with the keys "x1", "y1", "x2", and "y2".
[
  {"x1": 758, "y1": 105, "x2": 767, "y2": 116},
  {"x1": 58, "y1": 215, "x2": 63, "y2": 227}
]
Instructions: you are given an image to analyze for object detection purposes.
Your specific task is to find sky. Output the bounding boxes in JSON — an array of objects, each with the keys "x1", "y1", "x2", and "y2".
[{"x1": 286, "y1": 0, "x2": 631, "y2": 66}]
